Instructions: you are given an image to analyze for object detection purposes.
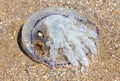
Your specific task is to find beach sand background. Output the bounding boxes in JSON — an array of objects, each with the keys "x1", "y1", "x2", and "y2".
[{"x1": 0, "y1": 0, "x2": 119, "y2": 81}]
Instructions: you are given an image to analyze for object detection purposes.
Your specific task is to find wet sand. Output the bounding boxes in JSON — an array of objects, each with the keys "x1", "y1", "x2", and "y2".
[{"x1": 0, "y1": 0, "x2": 120, "y2": 81}]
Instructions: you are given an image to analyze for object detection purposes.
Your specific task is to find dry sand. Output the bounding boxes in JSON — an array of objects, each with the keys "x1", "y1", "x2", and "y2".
[{"x1": 0, "y1": 0, "x2": 120, "y2": 81}]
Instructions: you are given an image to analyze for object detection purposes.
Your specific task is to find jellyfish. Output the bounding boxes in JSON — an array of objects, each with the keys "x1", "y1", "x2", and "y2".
[{"x1": 21, "y1": 7, "x2": 99, "y2": 73}]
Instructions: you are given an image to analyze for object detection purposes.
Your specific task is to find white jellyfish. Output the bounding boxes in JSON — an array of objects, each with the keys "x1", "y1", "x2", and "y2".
[{"x1": 21, "y1": 7, "x2": 99, "y2": 73}]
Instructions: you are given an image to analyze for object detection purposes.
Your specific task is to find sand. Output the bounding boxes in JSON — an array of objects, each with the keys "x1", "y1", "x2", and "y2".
[{"x1": 0, "y1": 0, "x2": 119, "y2": 81}]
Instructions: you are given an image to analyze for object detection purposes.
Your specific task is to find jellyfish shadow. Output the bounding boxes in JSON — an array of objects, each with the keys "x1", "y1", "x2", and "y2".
[
  {"x1": 17, "y1": 25, "x2": 38, "y2": 63},
  {"x1": 17, "y1": 25, "x2": 26, "y2": 54}
]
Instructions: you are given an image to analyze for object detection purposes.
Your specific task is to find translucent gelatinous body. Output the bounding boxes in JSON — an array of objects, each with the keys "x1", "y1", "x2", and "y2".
[{"x1": 21, "y1": 7, "x2": 98, "y2": 72}]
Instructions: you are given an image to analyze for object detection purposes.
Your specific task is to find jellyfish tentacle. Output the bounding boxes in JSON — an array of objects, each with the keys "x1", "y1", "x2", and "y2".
[
  {"x1": 63, "y1": 42, "x2": 79, "y2": 67},
  {"x1": 74, "y1": 41, "x2": 89, "y2": 67},
  {"x1": 79, "y1": 24, "x2": 98, "y2": 39},
  {"x1": 77, "y1": 32, "x2": 97, "y2": 57},
  {"x1": 61, "y1": 24, "x2": 89, "y2": 68}
]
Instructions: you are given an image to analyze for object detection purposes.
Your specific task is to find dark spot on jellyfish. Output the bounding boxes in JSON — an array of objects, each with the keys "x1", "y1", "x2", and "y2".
[
  {"x1": 86, "y1": 53, "x2": 88, "y2": 56},
  {"x1": 35, "y1": 41, "x2": 45, "y2": 55},
  {"x1": 96, "y1": 27, "x2": 99, "y2": 34}
]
